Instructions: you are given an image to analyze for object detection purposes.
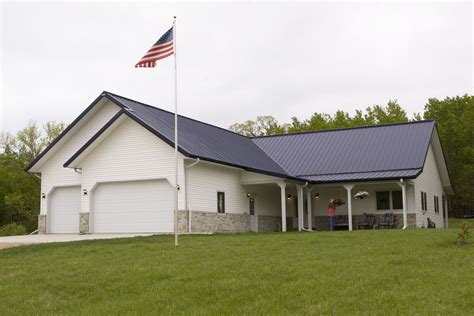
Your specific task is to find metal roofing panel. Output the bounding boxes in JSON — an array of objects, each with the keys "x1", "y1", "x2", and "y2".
[
  {"x1": 252, "y1": 121, "x2": 434, "y2": 178},
  {"x1": 105, "y1": 93, "x2": 289, "y2": 177}
]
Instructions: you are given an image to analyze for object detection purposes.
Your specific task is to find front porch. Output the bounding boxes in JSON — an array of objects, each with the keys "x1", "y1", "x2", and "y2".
[{"x1": 242, "y1": 175, "x2": 416, "y2": 232}]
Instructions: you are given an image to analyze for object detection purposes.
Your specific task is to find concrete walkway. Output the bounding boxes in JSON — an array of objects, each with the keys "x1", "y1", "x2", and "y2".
[{"x1": 0, "y1": 234, "x2": 152, "y2": 249}]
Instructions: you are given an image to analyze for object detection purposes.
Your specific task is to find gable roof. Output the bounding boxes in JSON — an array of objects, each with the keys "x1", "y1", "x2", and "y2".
[
  {"x1": 252, "y1": 121, "x2": 436, "y2": 183},
  {"x1": 31, "y1": 91, "x2": 447, "y2": 186}
]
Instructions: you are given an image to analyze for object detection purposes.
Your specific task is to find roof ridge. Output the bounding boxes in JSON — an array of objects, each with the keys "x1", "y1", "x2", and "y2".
[
  {"x1": 103, "y1": 91, "x2": 251, "y2": 140},
  {"x1": 297, "y1": 167, "x2": 423, "y2": 178},
  {"x1": 252, "y1": 120, "x2": 435, "y2": 139}
]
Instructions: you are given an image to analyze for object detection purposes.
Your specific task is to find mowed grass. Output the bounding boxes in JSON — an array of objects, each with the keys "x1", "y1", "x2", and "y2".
[{"x1": 0, "y1": 224, "x2": 473, "y2": 315}]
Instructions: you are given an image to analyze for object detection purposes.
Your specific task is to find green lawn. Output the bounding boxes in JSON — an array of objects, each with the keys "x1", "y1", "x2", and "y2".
[{"x1": 0, "y1": 226, "x2": 473, "y2": 315}]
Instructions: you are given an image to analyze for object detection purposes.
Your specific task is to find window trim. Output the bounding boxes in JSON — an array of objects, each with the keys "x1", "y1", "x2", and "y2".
[
  {"x1": 375, "y1": 190, "x2": 403, "y2": 211},
  {"x1": 217, "y1": 191, "x2": 225, "y2": 214},
  {"x1": 421, "y1": 191, "x2": 427, "y2": 211},
  {"x1": 434, "y1": 195, "x2": 439, "y2": 214}
]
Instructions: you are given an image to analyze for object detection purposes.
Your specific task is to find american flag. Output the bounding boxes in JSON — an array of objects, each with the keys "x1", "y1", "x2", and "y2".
[{"x1": 135, "y1": 27, "x2": 174, "y2": 68}]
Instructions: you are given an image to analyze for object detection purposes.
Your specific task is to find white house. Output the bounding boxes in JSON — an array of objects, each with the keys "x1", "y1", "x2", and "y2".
[{"x1": 26, "y1": 92, "x2": 453, "y2": 234}]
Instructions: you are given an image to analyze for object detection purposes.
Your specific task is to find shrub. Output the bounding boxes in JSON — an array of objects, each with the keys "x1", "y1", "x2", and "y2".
[
  {"x1": 456, "y1": 221, "x2": 472, "y2": 245},
  {"x1": 0, "y1": 223, "x2": 27, "y2": 237}
]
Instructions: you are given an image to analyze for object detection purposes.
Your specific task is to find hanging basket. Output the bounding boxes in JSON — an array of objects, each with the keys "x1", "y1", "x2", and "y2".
[{"x1": 354, "y1": 191, "x2": 369, "y2": 200}]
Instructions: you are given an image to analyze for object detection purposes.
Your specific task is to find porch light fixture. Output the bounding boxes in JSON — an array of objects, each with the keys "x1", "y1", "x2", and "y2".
[
  {"x1": 315, "y1": 193, "x2": 319, "y2": 200},
  {"x1": 41, "y1": 193, "x2": 46, "y2": 199},
  {"x1": 287, "y1": 194, "x2": 292, "y2": 200},
  {"x1": 83, "y1": 189, "x2": 88, "y2": 196},
  {"x1": 247, "y1": 193, "x2": 252, "y2": 198}
]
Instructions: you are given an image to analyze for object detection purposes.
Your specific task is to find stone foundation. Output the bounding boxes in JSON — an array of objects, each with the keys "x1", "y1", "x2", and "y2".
[
  {"x1": 190, "y1": 211, "x2": 250, "y2": 233},
  {"x1": 314, "y1": 213, "x2": 417, "y2": 231},
  {"x1": 177, "y1": 210, "x2": 189, "y2": 233},
  {"x1": 79, "y1": 213, "x2": 89, "y2": 234},
  {"x1": 257, "y1": 215, "x2": 282, "y2": 232},
  {"x1": 38, "y1": 214, "x2": 46, "y2": 234}
]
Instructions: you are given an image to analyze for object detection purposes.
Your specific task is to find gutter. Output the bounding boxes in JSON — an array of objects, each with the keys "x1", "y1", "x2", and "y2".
[{"x1": 185, "y1": 158, "x2": 200, "y2": 233}]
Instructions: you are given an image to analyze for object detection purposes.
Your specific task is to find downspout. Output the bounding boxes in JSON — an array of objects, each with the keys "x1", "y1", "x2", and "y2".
[
  {"x1": 185, "y1": 158, "x2": 200, "y2": 233},
  {"x1": 33, "y1": 173, "x2": 41, "y2": 179}
]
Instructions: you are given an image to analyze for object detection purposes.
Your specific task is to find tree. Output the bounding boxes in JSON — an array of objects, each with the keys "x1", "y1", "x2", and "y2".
[
  {"x1": 423, "y1": 95, "x2": 474, "y2": 212},
  {"x1": 229, "y1": 116, "x2": 286, "y2": 136},
  {"x1": 0, "y1": 120, "x2": 66, "y2": 231}
]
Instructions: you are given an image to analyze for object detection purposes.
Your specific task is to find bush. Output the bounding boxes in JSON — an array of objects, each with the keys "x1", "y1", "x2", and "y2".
[
  {"x1": 0, "y1": 223, "x2": 27, "y2": 237},
  {"x1": 456, "y1": 221, "x2": 472, "y2": 245}
]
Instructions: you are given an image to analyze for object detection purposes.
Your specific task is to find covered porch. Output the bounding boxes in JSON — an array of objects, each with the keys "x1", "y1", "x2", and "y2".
[{"x1": 242, "y1": 173, "x2": 415, "y2": 232}]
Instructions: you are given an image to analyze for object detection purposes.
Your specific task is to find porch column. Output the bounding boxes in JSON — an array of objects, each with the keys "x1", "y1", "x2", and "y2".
[
  {"x1": 296, "y1": 185, "x2": 304, "y2": 231},
  {"x1": 397, "y1": 180, "x2": 408, "y2": 229},
  {"x1": 306, "y1": 187, "x2": 313, "y2": 230},
  {"x1": 343, "y1": 184, "x2": 354, "y2": 231},
  {"x1": 278, "y1": 182, "x2": 287, "y2": 232}
]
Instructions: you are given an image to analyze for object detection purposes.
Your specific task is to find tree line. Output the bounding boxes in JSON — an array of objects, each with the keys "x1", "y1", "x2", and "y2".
[{"x1": 230, "y1": 95, "x2": 473, "y2": 214}]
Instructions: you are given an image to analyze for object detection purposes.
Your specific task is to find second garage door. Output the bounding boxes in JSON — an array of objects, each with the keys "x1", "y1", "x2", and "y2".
[{"x1": 91, "y1": 179, "x2": 173, "y2": 233}]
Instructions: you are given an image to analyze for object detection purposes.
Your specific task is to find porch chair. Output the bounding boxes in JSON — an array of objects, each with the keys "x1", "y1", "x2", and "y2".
[
  {"x1": 427, "y1": 217, "x2": 436, "y2": 229},
  {"x1": 378, "y1": 213, "x2": 394, "y2": 229},
  {"x1": 357, "y1": 213, "x2": 376, "y2": 230}
]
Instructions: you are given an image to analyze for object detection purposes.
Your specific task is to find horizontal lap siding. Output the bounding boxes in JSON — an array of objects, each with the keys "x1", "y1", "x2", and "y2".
[
  {"x1": 40, "y1": 101, "x2": 121, "y2": 215},
  {"x1": 188, "y1": 163, "x2": 246, "y2": 214},
  {"x1": 80, "y1": 117, "x2": 186, "y2": 212},
  {"x1": 414, "y1": 145, "x2": 445, "y2": 228}
]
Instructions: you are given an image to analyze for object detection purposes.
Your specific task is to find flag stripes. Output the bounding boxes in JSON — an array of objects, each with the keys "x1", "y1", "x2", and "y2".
[{"x1": 135, "y1": 27, "x2": 174, "y2": 68}]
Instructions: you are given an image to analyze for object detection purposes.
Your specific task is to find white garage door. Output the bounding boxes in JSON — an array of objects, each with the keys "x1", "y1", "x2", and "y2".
[
  {"x1": 49, "y1": 186, "x2": 81, "y2": 234},
  {"x1": 92, "y1": 180, "x2": 173, "y2": 233}
]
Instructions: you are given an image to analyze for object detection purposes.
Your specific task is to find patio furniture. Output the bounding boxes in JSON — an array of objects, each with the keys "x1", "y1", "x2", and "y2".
[
  {"x1": 378, "y1": 213, "x2": 394, "y2": 229},
  {"x1": 357, "y1": 213, "x2": 376, "y2": 230},
  {"x1": 427, "y1": 217, "x2": 436, "y2": 229},
  {"x1": 334, "y1": 215, "x2": 349, "y2": 230}
]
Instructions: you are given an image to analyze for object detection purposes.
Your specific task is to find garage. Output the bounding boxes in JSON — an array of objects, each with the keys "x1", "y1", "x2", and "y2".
[
  {"x1": 91, "y1": 179, "x2": 173, "y2": 233},
  {"x1": 48, "y1": 186, "x2": 81, "y2": 233}
]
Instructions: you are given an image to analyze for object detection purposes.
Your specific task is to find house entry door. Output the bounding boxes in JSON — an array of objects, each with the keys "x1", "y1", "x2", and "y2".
[{"x1": 249, "y1": 197, "x2": 258, "y2": 232}]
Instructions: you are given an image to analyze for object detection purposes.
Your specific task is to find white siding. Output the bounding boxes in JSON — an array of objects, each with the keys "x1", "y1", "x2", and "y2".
[
  {"x1": 187, "y1": 162, "x2": 247, "y2": 214},
  {"x1": 244, "y1": 184, "x2": 281, "y2": 216},
  {"x1": 40, "y1": 101, "x2": 121, "y2": 215},
  {"x1": 79, "y1": 117, "x2": 186, "y2": 213},
  {"x1": 241, "y1": 171, "x2": 280, "y2": 184},
  {"x1": 414, "y1": 144, "x2": 446, "y2": 228}
]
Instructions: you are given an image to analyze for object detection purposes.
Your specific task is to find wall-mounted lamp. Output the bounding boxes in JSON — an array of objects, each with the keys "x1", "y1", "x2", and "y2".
[
  {"x1": 287, "y1": 194, "x2": 292, "y2": 200},
  {"x1": 41, "y1": 193, "x2": 46, "y2": 199},
  {"x1": 315, "y1": 193, "x2": 320, "y2": 200},
  {"x1": 83, "y1": 189, "x2": 88, "y2": 196},
  {"x1": 247, "y1": 193, "x2": 252, "y2": 198}
]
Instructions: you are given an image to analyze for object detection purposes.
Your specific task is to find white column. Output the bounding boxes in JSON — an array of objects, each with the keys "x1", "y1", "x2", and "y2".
[
  {"x1": 397, "y1": 180, "x2": 408, "y2": 229},
  {"x1": 306, "y1": 187, "x2": 313, "y2": 230},
  {"x1": 278, "y1": 182, "x2": 287, "y2": 232},
  {"x1": 344, "y1": 184, "x2": 354, "y2": 231},
  {"x1": 296, "y1": 185, "x2": 304, "y2": 231}
]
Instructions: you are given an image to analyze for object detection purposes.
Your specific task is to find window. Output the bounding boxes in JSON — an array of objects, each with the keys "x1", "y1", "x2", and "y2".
[
  {"x1": 376, "y1": 191, "x2": 390, "y2": 210},
  {"x1": 434, "y1": 196, "x2": 439, "y2": 214},
  {"x1": 217, "y1": 192, "x2": 225, "y2": 214},
  {"x1": 249, "y1": 197, "x2": 255, "y2": 216},
  {"x1": 421, "y1": 191, "x2": 427, "y2": 211},
  {"x1": 392, "y1": 191, "x2": 403, "y2": 210},
  {"x1": 442, "y1": 196, "x2": 446, "y2": 218}
]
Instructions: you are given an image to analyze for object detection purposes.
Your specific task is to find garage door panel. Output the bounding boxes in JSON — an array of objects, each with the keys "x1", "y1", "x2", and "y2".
[
  {"x1": 49, "y1": 186, "x2": 81, "y2": 234},
  {"x1": 92, "y1": 180, "x2": 173, "y2": 233}
]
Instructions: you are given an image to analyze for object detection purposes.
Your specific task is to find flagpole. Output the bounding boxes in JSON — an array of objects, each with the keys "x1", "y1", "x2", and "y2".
[{"x1": 173, "y1": 16, "x2": 179, "y2": 247}]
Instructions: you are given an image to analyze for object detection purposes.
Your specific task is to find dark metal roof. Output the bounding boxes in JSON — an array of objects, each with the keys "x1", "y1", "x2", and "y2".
[
  {"x1": 34, "y1": 91, "x2": 436, "y2": 184},
  {"x1": 104, "y1": 92, "x2": 290, "y2": 179},
  {"x1": 252, "y1": 120, "x2": 435, "y2": 182}
]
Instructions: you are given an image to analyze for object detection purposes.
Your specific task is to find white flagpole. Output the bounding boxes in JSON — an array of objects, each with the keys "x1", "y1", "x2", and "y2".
[{"x1": 173, "y1": 16, "x2": 179, "y2": 247}]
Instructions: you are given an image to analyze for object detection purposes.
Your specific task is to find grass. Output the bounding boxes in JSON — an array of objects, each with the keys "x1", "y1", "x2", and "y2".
[{"x1": 0, "y1": 225, "x2": 473, "y2": 315}]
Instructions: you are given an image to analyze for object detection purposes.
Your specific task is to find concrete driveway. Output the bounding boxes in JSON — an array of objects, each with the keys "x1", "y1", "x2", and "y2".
[{"x1": 0, "y1": 234, "x2": 152, "y2": 250}]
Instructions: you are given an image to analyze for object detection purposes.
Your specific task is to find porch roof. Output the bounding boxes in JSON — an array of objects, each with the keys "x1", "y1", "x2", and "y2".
[{"x1": 300, "y1": 168, "x2": 422, "y2": 183}]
